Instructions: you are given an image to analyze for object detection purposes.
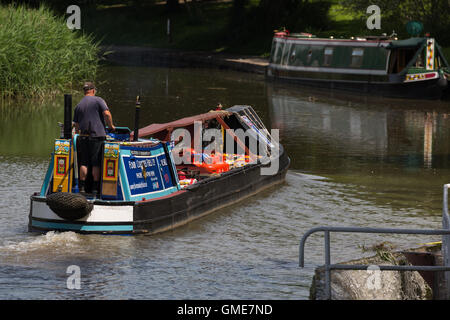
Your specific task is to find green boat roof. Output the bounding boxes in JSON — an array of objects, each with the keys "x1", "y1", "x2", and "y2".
[{"x1": 387, "y1": 37, "x2": 426, "y2": 49}]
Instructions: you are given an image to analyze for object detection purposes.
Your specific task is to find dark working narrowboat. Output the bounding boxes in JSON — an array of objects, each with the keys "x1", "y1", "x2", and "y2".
[
  {"x1": 28, "y1": 97, "x2": 290, "y2": 235},
  {"x1": 267, "y1": 31, "x2": 449, "y2": 99}
]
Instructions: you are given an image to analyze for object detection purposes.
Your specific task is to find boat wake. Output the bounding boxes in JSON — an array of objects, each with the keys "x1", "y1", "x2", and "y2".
[
  {"x1": 291, "y1": 171, "x2": 330, "y2": 181},
  {"x1": 0, "y1": 231, "x2": 81, "y2": 254}
]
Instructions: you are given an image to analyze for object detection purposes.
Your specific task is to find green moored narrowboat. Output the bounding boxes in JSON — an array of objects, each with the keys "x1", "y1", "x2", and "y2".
[{"x1": 267, "y1": 32, "x2": 450, "y2": 99}]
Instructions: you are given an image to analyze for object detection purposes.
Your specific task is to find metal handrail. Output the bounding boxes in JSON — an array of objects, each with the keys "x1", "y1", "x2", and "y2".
[
  {"x1": 299, "y1": 226, "x2": 450, "y2": 300},
  {"x1": 443, "y1": 184, "x2": 450, "y2": 229},
  {"x1": 442, "y1": 184, "x2": 450, "y2": 298},
  {"x1": 299, "y1": 226, "x2": 450, "y2": 267},
  {"x1": 299, "y1": 184, "x2": 450, "y2": 300}
]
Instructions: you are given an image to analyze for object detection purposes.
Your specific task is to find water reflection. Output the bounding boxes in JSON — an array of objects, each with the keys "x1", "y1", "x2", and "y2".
[
  {"x1": 268, "y1": 84, "x2": 450, "y2": 173},
  {"x1": 0, "y1": 98, "x2": 78, "y2": 158},
  {"x1": 268, "y1": 83, "x2": 450, "y2": 217},
  {"x1": 424, "y1": 112, "x2": 434, "y2": 168}
]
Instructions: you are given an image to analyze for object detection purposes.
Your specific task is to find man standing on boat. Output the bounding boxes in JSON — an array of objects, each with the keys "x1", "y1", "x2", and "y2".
[{"x1": 73, "y1": 82, "x2": 115, "y2": 194}]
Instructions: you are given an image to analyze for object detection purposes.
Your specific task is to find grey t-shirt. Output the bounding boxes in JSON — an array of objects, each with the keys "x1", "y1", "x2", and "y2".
[{"x1": 73, "y1": 96, "x2": 109, "y2": 137}]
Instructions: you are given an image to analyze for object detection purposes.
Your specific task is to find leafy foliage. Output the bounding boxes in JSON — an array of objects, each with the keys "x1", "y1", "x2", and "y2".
[
  {"x1": 0, "y1": 3, "x2": 99, "y2": 98},
  {"x1": 339, "y1": 0, "x2": 450, "y2": 44}
]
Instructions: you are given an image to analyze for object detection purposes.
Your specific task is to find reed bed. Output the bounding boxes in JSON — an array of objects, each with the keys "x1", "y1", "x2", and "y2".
[{"x1": 0, "y1": 4, "x2": 99, "y2": 98}]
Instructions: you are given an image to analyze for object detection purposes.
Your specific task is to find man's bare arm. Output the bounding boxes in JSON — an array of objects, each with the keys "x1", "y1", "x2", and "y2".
[
  {"x1": 103, "y1": 110, "x2": 115, "y2": 131},
  {"x1": 73, "y1": 122, "x2": 80, "y2": 134}
]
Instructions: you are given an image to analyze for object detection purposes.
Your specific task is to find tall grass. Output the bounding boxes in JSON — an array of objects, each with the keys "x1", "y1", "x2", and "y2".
[{"x1": 0, "y1": 4, "x2": 99, "y2": 98}]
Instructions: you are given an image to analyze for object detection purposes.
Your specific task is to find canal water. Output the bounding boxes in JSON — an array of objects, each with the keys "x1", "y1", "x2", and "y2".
[{"x1": 0, "y1": 65, "x2": 449, "y2": 299}]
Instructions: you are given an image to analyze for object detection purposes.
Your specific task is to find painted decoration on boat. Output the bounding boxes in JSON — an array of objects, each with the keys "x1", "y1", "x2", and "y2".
[
  {"x1": 102, "y1": 142, "x2": 119, "y2": 185},
  {"x1": 54, "y1": 139, "x2": 70, "y2": 155},
  {"x1": 104, "y1": 142, "x2": 119, "y2": 159},
  {"x1": 426, "y1": 38, "x2": 435, "y2": 70},
  {"x1": 52, "y1": 139, "x2": 72, "y2": 192},
  {"x1": 405, "y1": 72, "x2": 438, "y2": 82}
]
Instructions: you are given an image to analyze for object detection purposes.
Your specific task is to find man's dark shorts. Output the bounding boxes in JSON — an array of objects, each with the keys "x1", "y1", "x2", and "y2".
[{"x1": 77, "y1": 136, "x2": 105, "y2": 167}]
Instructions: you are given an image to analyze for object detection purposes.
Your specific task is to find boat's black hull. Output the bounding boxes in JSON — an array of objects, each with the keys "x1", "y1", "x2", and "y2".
[
  {"x1": 29, "y1": 147, "x2": 290, "y2": 235},
  {"x1": 267, "y1": 71, "x2": 448, "y2": 100},
  {"x1": 134, "y1": 147, "x2": 290, "y2": 234}
]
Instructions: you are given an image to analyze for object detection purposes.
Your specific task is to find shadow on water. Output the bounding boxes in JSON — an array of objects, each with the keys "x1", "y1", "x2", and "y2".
[{"x1": 268, "y1": 82, "x2": 450, "y2": 171}]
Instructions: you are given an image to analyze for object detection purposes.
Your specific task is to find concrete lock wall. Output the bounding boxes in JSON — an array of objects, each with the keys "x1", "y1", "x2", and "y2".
[{"x1": 309, "y1": 246, "x2": 446, "y2": 300}]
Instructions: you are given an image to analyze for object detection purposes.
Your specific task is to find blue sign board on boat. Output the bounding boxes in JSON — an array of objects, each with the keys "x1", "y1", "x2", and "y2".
[{"x1": 119, "y1": 143, "x2": 179, "y2": 201}]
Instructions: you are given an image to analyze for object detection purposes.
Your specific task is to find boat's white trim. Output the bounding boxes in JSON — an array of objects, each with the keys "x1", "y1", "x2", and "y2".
[
  {"x1": 269, "y1": 73, "x2": 371, "y2": 84},
  {"x1": 273, "y1": 37, "x2": 391, "y2": 48},
  {"x1": 31, "y1": 200, "x2": 134, "y2": 223},
  {"x1": 268, "y1": 63, "x2": 388, "y2": 75},
  {"x1": 87, "y1": 205, "x2": 133, "y2": 222}
]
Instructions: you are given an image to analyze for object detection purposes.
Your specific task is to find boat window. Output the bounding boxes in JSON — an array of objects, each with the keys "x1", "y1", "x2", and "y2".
[
  {"x1": 351, "y1": 48, "x2": 364, "y2": 67},
  {"x1": 289, "y1": 45, "x2": 306, "y2": 66},
  {"x1": 414, "y1": 52, "x2": 425, "y2": 68},
  {"x1": 275, "y1": 42, "x2": 285, "y2": 64},
  {"x1": 306, "y1": 49, "x2": 313, "y2": 64},
  {"x1": 323, "y1": 47, "x2": 333, "y2": 66},
  {"x1": 289, "y1": 45, "x2": 301, "y2": 66},
  {"x1": 281, "y1": 43, "x2": 291, "y2": 65},
  {"x1": 269, "y1": 40, "x2": 277, "y2": 63},
  {"x1": 289, "y1": 50, "x2": 295, "y2": 64}
]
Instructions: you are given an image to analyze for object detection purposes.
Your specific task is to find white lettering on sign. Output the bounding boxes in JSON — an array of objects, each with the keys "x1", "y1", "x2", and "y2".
[{"x1": 130, "y1": 182, "x2": 148, "y2": 190}]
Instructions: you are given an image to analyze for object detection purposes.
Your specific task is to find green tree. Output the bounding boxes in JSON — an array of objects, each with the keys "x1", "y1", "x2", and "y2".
[
  {"x1": 340, "y1": 0, "x2": 450, "y2": 43},
  {"x1": 257, "y1": 0, "x2": 331, "y2": 33}
]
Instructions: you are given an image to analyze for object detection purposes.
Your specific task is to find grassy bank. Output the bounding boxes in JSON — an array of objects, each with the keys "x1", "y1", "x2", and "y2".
[{"x1": 0, "y1": 4, "x2": 99, "y2": 98}]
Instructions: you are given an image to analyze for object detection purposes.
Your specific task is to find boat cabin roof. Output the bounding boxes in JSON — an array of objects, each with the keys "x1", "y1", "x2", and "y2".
[
  {"x1": 386, "y1": 37, "x2": 427, "y2": 49},
  {"x1": 273, "y1": 32, "x2": 439, "y2": 49},
  {"x1": 274, "y1": 31, "x2": 394, "y2": 44}
]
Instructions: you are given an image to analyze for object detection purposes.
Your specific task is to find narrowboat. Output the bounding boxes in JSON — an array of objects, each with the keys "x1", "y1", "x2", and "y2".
[
  {"x1": 267, "y1": 31, "x2": 450, "y2": 99},
  {"x1": 28, "y1": 96, "x2": 290, "y2": 235}
]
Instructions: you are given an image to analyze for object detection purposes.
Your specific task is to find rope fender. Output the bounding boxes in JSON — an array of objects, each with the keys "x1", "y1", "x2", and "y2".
[{"x1": 46, "y1": 192, "x2": 93, "y2": 221}]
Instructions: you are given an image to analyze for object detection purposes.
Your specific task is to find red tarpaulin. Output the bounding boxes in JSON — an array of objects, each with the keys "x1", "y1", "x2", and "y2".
[{"x1": 134, "y1": 110, "x2": 232, "y2": 139}]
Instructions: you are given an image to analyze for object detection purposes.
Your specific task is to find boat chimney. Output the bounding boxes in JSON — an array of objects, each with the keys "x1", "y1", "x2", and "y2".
[
  {"x1": 63, "y1": 94, "x2": 72, "y2": 139},
  {"x1": 133, "y1": 95, "x2": 141, "y2": 142}
]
